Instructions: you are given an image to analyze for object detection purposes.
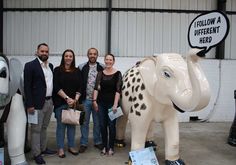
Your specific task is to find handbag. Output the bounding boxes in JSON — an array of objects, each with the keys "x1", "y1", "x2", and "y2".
[
  {"x1": 75, "y1": 102, "x2": 85, "y2": 111},
  {"x1": 61, "y1": 108, "x2": 81, "y2": 125},
  {"x1": 74, "y1": 102, "x2": 86, "y2": 125}
]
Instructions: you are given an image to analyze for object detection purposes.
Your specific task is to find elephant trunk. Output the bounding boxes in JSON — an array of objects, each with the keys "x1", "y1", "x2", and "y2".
[{"x1": 172, "y1": 49, "x2": 211, "y2": 112}]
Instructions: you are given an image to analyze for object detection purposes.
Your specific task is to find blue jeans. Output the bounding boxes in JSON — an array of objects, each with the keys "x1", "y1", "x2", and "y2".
[
  {"x1": 80, "y1": 99, "x2": 102, "y2": 146},
  {"x1": 98, "y1": 102, "x2": 116, "y2": 150},
  {"x1": 54, "y1": 105, "x2": 76, "y2": 149}
]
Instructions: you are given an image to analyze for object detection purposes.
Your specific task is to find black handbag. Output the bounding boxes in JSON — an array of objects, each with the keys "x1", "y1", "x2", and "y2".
[{"x1": 74, "y1": 102, "x2": 85, "y2": 125}]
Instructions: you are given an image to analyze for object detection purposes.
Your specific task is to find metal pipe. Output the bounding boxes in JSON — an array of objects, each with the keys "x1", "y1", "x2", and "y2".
[
  {"x1": 216, "y1": 0, "x2": 227, "y2": 59},
  {"x1": 107, "y1": 0, "x2": 112, "y2": 54},
  {"x1": 0, "y1": 0, "x2": 3, "y2": 53}
]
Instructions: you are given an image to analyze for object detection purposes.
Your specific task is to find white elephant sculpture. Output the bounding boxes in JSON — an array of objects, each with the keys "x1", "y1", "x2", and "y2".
[
  {"x1": 117, "y1": 49, "x2": 211, "y2": 165},
  {"x1": 0, "y1": 54, "x2": 28, "y2": 165}
]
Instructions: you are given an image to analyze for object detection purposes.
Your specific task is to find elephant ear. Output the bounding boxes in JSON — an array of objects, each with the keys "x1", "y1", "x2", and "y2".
[
  {"x1": 9, "y1": 58, "x2": 23, "y2": 97},
  {"x1": 138, "y1": 57, "x2": 158, "y2": 97}
]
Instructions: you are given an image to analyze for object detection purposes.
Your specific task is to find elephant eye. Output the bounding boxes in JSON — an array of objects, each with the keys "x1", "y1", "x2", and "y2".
[
  {"x1": 0, "y1": 68, "x2": 7, "y2": 78},
  {"x1": 162, "y1": 70, "x2": 171, "y2": 78}
]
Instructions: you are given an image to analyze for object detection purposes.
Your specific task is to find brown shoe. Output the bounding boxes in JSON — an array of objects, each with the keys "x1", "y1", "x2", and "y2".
[{"x1": 79, "y1": 145, "x2": 87, "y2": 153}]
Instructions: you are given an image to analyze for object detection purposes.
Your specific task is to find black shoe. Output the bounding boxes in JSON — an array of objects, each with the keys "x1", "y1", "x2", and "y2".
[
  {"x1": 41, "y1": 148, "x2": 57, "y2": 156},
  {"x1": 100, "y1": 147, "x2": 106, "y2": 156},
  {"x1": 94, "y1": 144, "x2": 103, "y2": 150},
  {"x1": 228, "y1": 137, "x2": 236, "y2": 146},
  {"x1": 68, "y1": 148, "x2": 79, "y2": 155},
  {"x1": 145, "y1": 140, "x2": 157, "y2": 151},
  {"x1": 79, "y1": 145, "x2": 87, "y2": 153},
  {"x1": 34, "y1": 155, "x2": 46, "y2": 164},
  {"x1": 58, "y1": 149, "x2": 66, "y2": 158},
  {"x1": 59, "y1": 153, "x2": 66, "y2": 158}
]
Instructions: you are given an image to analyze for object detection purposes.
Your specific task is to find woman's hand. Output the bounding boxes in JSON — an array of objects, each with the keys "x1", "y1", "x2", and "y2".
[
  {"x1": 67, "y1": 97, "x2": 75, "y2": 107},
  {"x1": 112, "y1": 105, "x2": 117, "y2": 113}
]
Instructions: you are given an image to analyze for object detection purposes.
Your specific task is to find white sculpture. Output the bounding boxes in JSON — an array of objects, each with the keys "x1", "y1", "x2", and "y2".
[
  {"x1": 117, "y1": 49, "x2": 211, "y2": 165},
  {"x1": 0, "y1": 54, "x2": 28, "y2": 165}
]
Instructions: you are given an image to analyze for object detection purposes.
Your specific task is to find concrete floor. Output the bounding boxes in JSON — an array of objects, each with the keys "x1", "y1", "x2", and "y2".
[{"x1": 23, "y1": 122, "x2": 236, "y2": 165}]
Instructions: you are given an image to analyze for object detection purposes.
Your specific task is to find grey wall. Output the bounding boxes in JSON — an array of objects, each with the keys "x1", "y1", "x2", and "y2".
[{"x1": 3, "y1": 11, "x2": 107, "y2": 56}]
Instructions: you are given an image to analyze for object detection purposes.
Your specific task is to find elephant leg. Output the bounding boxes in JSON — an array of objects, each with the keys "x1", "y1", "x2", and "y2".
[
  {"x1": 162, "y1": 111, "x2": 180, "y2": 161},
  {"x1": 115, "y1": 114, "x2": 128, "y2": 147},
  {"x1": 130, "y1": 115, "x2": 151, "y2": 150},
  {"x1": 145, "y1": 121, "x2": 157, "y2": 150},
  {"x1": 6, "y1": 93, "x2": 28, "y2": 165},
  {"x1": 146, "y1": 121, "x2": 155, "y2": 141}
]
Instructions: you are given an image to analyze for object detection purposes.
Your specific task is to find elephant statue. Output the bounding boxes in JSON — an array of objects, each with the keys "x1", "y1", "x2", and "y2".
[
  {"x1": 0, "y1": 54, "x2": 28, "y2": 165},
  {"x1": 116, "y1": 49, "x2": 211, "y2": 165}
]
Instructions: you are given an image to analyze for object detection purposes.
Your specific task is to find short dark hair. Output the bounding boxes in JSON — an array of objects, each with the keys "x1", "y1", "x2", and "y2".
[
  {"x1": 37, "y1": 43, "x2": 48, "y2": 50},
  {"x1": 87, "y1": 47, "x2": 98, "y2": 56}
]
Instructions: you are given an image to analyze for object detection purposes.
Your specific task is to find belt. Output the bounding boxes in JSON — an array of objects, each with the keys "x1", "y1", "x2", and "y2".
[{"x1": 45, "y1": 96, "x2": 52, "y2": 100}]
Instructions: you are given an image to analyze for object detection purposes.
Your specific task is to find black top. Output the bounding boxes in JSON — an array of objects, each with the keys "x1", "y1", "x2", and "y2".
[
  {"x1": 53, "y1": 67, "x2": 82, "y2": 109},
  {"x1": 94, "y1": 71, "x2": 122, "y2": 104}
]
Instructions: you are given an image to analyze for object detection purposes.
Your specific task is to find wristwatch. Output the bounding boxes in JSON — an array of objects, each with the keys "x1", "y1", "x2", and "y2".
[{"x1": 64, "y1": 96, "x2": 69, "y2": 100}]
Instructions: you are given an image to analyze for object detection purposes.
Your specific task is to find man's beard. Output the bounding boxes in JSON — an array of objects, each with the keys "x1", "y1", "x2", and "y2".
[
  {"x1": 89, "y1": 57, "x2": 97, "y2": 64},
  {"x1": 38, "y1": 55, "x2": 48, "y2": 62}
]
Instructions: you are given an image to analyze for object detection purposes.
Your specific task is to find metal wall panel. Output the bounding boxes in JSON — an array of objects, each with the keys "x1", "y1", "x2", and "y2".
[
  {"x1": 3, "y1": 0, "x2": 218, "y2": 10},
  {"x1": 225, "y1": 15, "x2": 236, "y2": 59},
  {"x1": 227, "y1": 0, "x2": 236, "y2": 11},
  {"x1": 225, "y1": 0, "x2": 236, "y2": 59},
  {"x1": 3, "y1": 11, "x2": 107, "y2": 56},
  {"x1": 111, "y1": 11, "x2": 216, "y2": 57},
  {"x1": 109, "y1": 0, "x2": 218, "y2": 57},
  {"x1": 3, "y1": 0, "x2": 107, "y2": 8},
  {"x1": 112, "y1": 0, "x2": 216, "y2": 10}
]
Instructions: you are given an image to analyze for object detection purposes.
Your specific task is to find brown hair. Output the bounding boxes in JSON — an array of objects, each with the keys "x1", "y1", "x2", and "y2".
[
  {"x1": 105, "y1": 53, "x2": 115, "y2": 61},
  {"x1": 59, "y1": 49, "x2": 76, "y2": 72}
]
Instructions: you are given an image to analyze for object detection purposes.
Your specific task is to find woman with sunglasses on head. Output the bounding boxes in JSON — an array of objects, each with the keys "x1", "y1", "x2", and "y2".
[{"x1": 53, "y1": 49, "x2": 82, "y2": 158}]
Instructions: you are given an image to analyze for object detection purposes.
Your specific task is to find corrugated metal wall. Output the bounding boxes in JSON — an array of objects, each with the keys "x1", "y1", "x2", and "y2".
[
  {"x1": 3, "y1": 0, "x2": 217, "y2": 9},
  {"x1": 3, "y1": 0, "x2": 236, "y2": 58},
  {"x1": 3, "y1": 0, "x2": 107, "y2": 8},
  {"x1": 111, "y1": 12, "x2": 209, "y2": 57},
  {"x1": 3, "y1": 11, "x2": 107, "y2": 56},
  {"x1": 225, "y1": 0, "x2": 236, "y2": 59},
  {"x1": 112, "y1": 0, "x2": 216, "y2": 9}
]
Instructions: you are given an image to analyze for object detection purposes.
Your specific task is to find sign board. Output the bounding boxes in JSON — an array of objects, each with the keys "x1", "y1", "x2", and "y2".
[
  {"x1": 129, "y1": 147, "x2": 159, "y2": 165},
  {"x1": 188, "y1": 10, "x2": 230, "y2": 54}
]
